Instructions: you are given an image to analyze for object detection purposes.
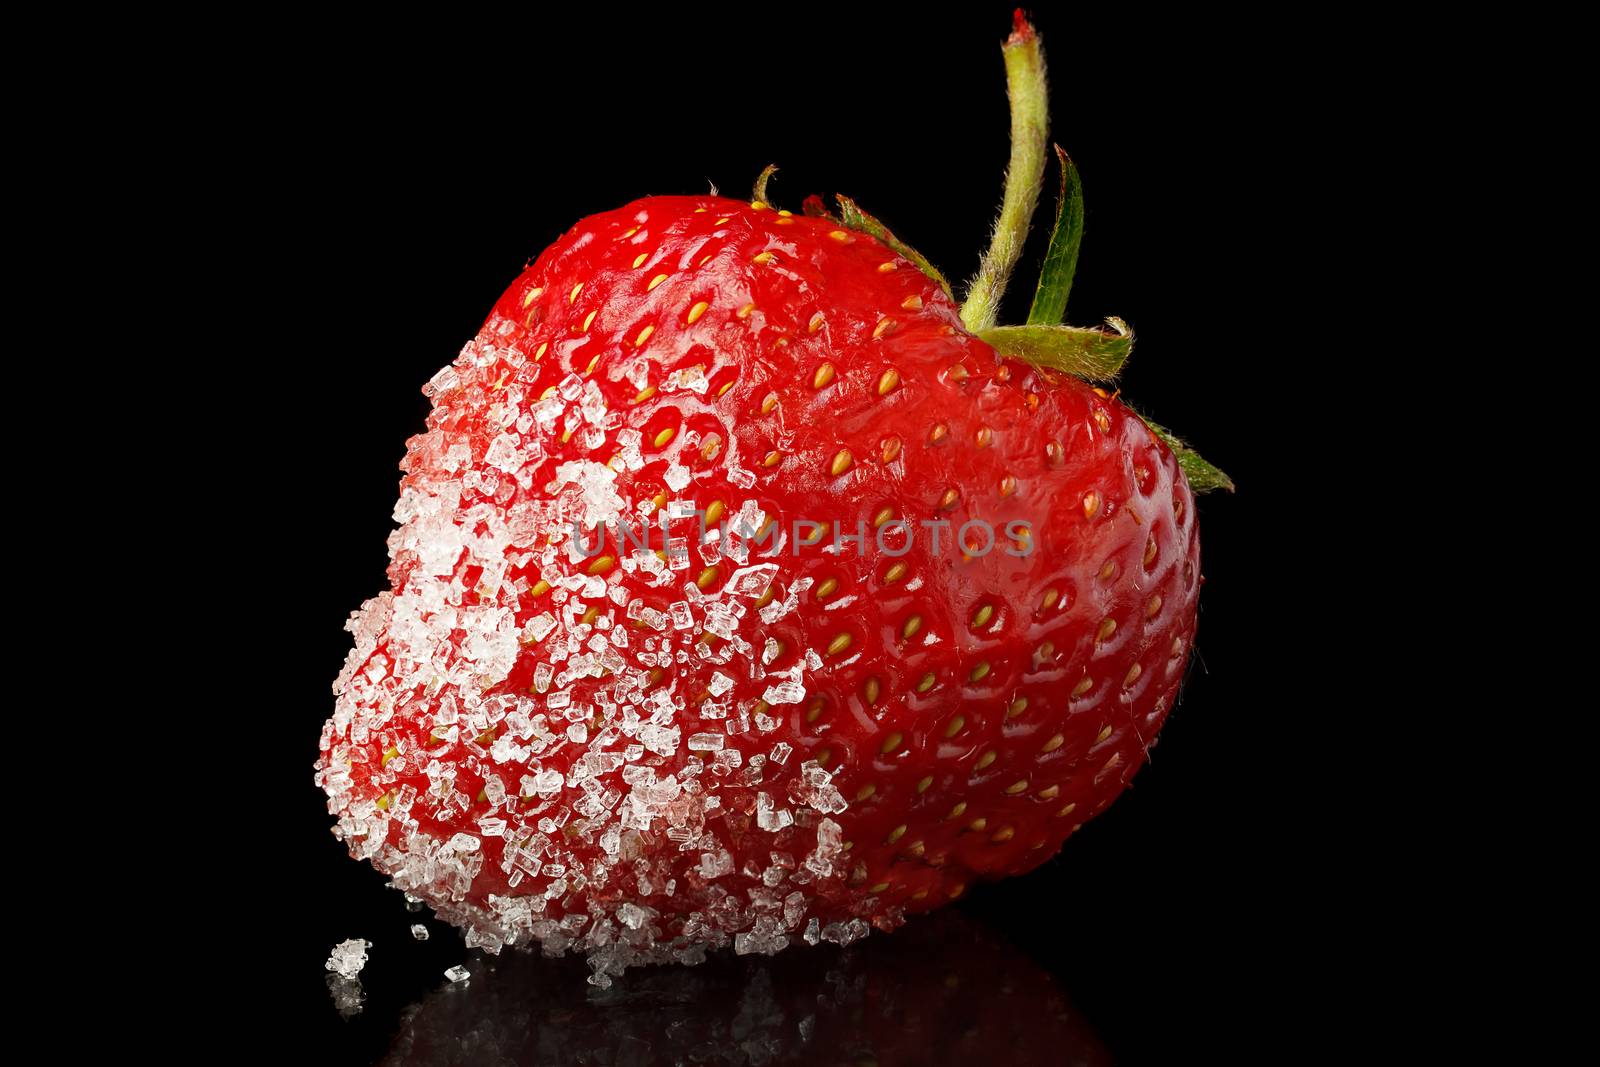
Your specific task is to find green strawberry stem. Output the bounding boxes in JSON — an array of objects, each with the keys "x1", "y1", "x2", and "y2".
[
  {"x1": 1025, "y1": 146, "x2": 1084, "y2": 324},
  {"x1": 960, "y1": 10, "x2": 1050, "y2": 333}
]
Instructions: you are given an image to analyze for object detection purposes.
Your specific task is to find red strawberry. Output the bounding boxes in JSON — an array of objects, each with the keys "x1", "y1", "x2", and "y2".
[{"x1": 316, "y1": 11, "x2": 1228, "y2": 987}]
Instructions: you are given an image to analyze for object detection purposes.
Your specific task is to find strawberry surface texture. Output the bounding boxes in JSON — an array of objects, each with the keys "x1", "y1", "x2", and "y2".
[{"x1": 316, "y1": 14, "x2": 1223, "y2": 987}]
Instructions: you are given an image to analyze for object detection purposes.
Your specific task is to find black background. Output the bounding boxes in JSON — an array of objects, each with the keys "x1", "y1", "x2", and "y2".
[{"x1": 220, "y1": 5, "x2": 1336, "y2": 1062}]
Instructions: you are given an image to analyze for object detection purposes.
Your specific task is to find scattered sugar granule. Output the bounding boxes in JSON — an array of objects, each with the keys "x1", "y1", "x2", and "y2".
[
  {"x1": 444, "y1": 965, "x2": 471, "y2": 983},
  {"x1": 325, "y1": 938, "x2": 371, "y2": 979},
  {"x1": 410, "y1": 924, "x2": 429, "y2": 941}
]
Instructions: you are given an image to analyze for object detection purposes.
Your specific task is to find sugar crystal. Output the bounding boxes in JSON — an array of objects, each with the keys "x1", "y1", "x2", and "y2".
[
  {"x1": 761, "y1": 677, "x2": 805, "y2": 705},
  {"x1": 727, "y1": 563, "x2": 779, "y2": 599},
  {"x1": 325, "y1": 938, "x2": 371, "y2": 979}
]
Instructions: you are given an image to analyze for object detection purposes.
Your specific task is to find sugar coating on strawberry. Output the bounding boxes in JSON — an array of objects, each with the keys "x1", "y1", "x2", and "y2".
[{"x1": 317, "y1": 194, "x2": 1200, "y2": 986}]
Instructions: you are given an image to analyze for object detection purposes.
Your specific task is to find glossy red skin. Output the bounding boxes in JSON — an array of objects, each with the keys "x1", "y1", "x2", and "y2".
[{"x1": 337, "y1": 194, "x2": 1199, "y2": 931}]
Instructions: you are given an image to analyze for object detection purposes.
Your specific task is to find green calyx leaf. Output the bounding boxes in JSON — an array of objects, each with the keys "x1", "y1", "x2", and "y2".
[
  {"x1": 1026, "y1": 145, "x2": 1084, "y2": 325},
  {"x1": 834, "y1": 194, "x2": 953, "y2": 298},
  {"x1": 752, "y1": 164, "x2": 779, "y2": 207},
  {"x1": 978, "y1": 318, "x2": 1132, "y2": 383},
  {"x1": 1139, "y1": 417, "x2": 1235, "y2": 494}
]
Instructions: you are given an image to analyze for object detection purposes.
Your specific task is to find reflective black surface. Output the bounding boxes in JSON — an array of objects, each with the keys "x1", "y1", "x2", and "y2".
[{"x1": 367, "y1": 909, "x2": 1106, "y2": 1066}]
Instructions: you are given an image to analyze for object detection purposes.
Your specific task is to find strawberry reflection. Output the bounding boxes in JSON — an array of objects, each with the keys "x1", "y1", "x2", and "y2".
[{"x1": 382, "y1": 907, "x2": 1107, "y2": 1066}]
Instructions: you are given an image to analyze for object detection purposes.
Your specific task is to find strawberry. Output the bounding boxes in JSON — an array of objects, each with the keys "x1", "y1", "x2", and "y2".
[{"x1": 316, "y1": 10, "x2": 1229, "y2": 987}]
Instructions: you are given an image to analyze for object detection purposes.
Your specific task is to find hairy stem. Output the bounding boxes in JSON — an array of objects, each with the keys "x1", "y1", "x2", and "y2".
[{"x1": 960, "y1": 11, "x2": 1050, "y2": 333}]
